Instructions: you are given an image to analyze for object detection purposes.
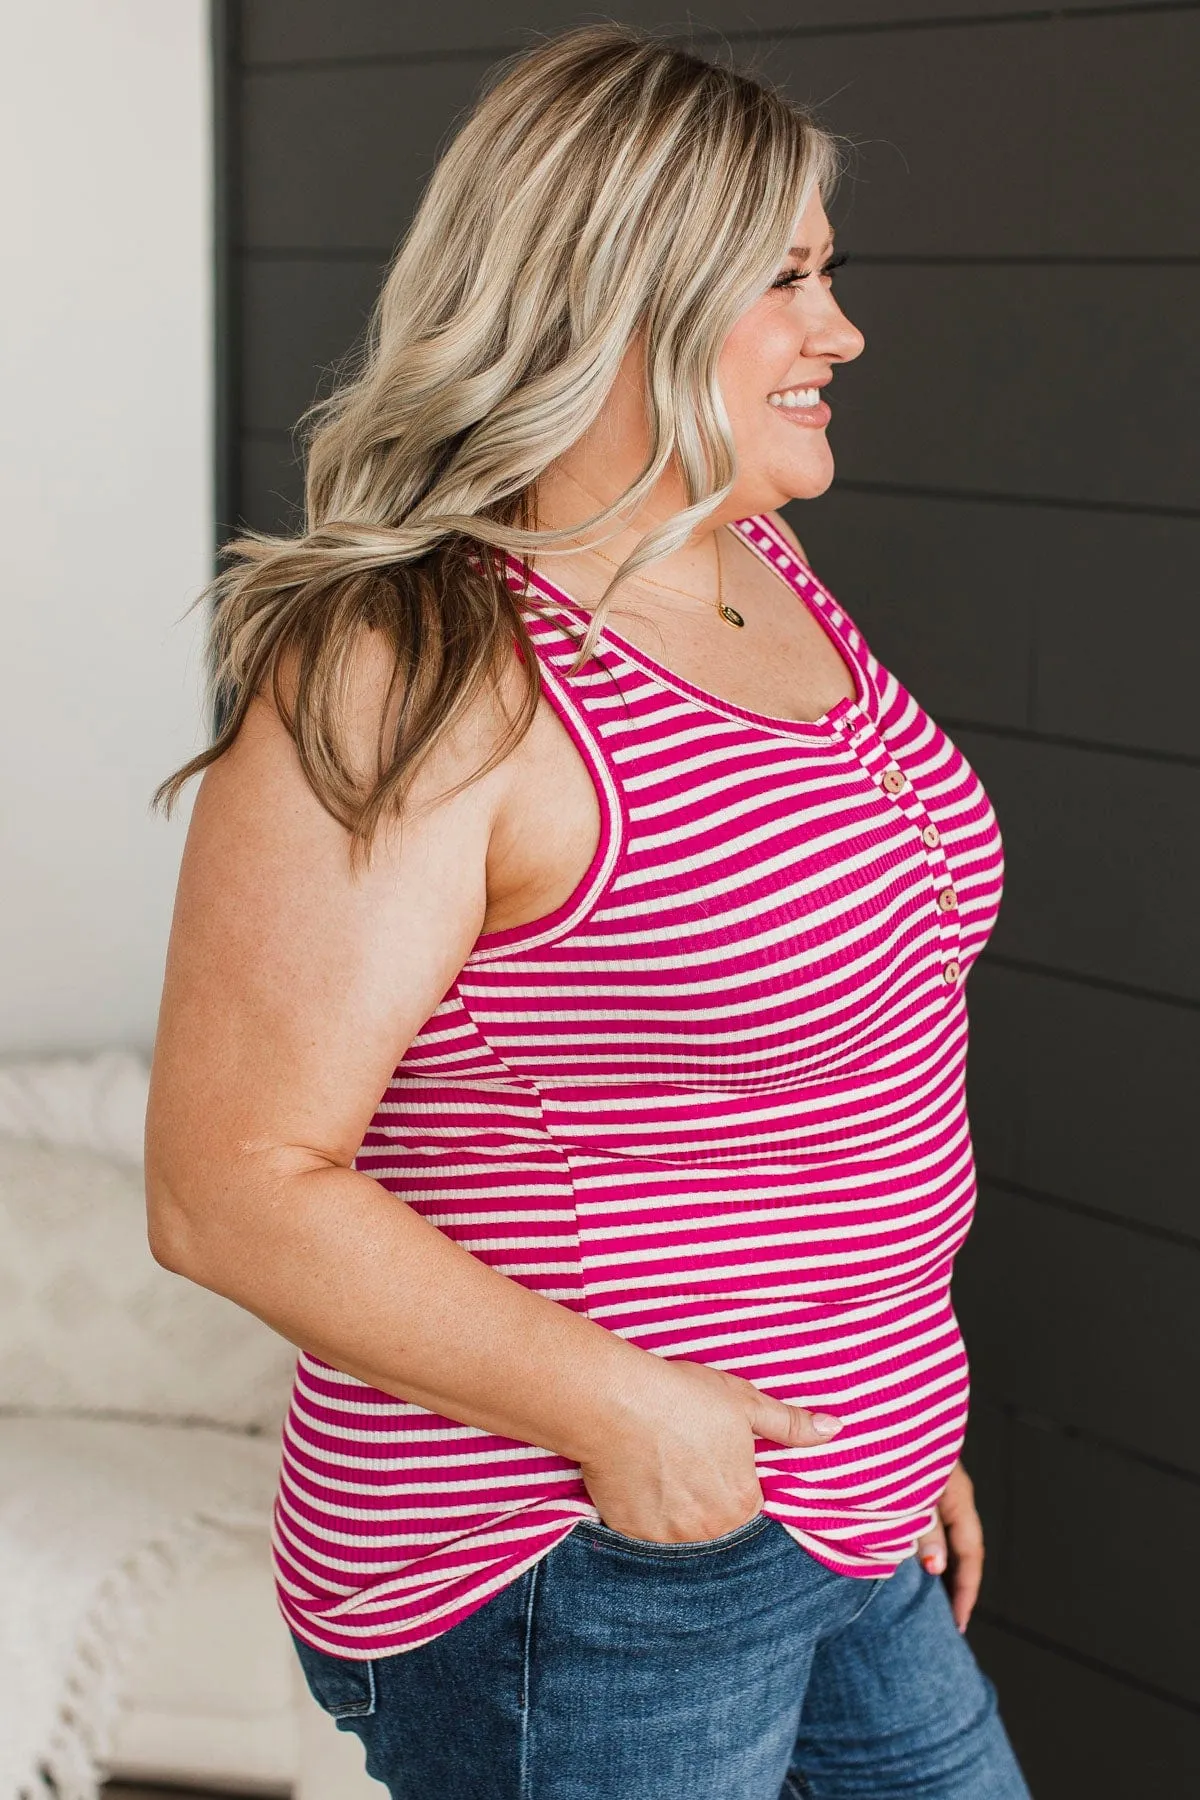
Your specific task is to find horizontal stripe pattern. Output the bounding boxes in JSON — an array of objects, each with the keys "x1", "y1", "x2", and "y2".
[{"x1": 272, "y1": 513, "x2": 1004, "y2": 1658}]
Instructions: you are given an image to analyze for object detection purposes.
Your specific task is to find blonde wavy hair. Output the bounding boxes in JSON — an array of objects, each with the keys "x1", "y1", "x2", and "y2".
[{"x1": 154, "y1": 22, "x2": 847, "y2": 854}]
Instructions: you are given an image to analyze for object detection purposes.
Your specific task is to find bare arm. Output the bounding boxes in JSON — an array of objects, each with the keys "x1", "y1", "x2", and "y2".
[{"x1": 146, "y1": 635, "x2": 840, "y2": 1537}]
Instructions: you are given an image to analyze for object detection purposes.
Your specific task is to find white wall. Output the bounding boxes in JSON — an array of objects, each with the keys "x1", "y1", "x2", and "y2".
[{"x1": 0, "y1": 1, "x2": 212, "y2": 1057}]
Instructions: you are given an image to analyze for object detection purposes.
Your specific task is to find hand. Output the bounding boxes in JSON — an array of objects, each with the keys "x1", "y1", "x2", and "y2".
[
  {"x1": 916, "y1": 1459, "x2": 984, "y2": 1632},
  {"x1": 578, "y1": 1355, "x2": 843, "y2": 1544}
]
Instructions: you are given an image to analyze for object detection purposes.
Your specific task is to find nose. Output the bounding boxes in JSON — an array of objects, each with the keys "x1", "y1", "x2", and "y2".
[{"x1": 802, "y1": 289, "x2": 865, "y2": 367}]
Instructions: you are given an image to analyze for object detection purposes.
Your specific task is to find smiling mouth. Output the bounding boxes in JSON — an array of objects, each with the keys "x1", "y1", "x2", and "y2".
[
  {"x1": 767, "y1": 385, "x2": 832, "y2": 427},
  {"x1": 768, "y1": 386, "x2": 823, "y2": 409}
]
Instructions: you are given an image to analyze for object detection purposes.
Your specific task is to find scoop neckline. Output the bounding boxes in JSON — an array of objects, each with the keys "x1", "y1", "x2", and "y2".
[{"x1": 507, "y1": 516, "x2": 871, "y2": 739}]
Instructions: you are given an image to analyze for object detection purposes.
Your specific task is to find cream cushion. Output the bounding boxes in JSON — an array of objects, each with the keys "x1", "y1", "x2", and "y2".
[
  {"x1": 0, "y1": 1133, "x2": 297, "y2": 1432},
  {"x1": 0, "y1": 1055, "x2": 378, "y2": 1799}
]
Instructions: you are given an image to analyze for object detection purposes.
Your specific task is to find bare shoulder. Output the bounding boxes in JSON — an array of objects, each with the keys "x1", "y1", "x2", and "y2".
[
  {"x1": 764, "y1": 509, "x2": 809, "y2": 564},
  {"x1": 179, "y1": 622, "x2": 530, "y2": 1019},
  {"x1": 238, "y1": 625, "x2": 520, "y2": 816}
]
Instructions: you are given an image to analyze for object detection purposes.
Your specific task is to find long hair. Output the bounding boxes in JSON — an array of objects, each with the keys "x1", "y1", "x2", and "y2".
[{"x1": 154, "y1": 23, "x2": 847, "y2": 858}]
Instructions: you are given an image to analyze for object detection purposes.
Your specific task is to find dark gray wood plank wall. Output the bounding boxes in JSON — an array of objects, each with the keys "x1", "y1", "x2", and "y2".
[{"x1": 223, "y1": 4, "x2": 1200, "y2": 1790}]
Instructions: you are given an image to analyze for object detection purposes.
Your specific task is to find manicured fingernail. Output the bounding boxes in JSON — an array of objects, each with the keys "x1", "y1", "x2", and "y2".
[
  {"x1": 812, "y1": 1413, "x2": 843, "y2": 1436},
  {"x1": 922, "y1": 1550, "x2": 946, "y2": 1575}
]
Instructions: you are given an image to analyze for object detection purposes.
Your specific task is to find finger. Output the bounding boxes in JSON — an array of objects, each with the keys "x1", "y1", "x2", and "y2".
[
  {"x1": 947, "y1": 1532, "x2": 985, "y2": 1633},
  {"x1": 749, "y1": 1393, "x2": 844, "y2": 1449},
  {"x1": 916, "y1": 1518, "x2": 947, "y2": 1577}
]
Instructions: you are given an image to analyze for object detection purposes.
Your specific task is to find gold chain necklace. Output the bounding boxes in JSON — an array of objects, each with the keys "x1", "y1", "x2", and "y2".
[{"x1": 588, "y1": 530, "x2": 746, "y2": 630}]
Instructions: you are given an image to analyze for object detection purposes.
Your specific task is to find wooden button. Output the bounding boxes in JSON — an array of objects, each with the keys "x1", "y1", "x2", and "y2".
[
  {"x1": 881, "y1": 768, "x2": 906, "y2": 795},
  {"x1": 937, "y1": 887, "x2": 958, "y2": 911},
  {"x1": 943, "y1": 960, "x2": 961, "y2": 985},
  {"x1": 922, "y1": 824, "x2": 940, "y2": 848}
]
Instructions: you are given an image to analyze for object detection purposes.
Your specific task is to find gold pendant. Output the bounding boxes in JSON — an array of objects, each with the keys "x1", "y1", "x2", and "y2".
[{"x1": 718, "y1": 602, "x2": 745, "y2": 629}]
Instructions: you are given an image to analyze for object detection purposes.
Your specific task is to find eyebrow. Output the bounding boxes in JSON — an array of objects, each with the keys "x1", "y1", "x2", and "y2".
[{"x1": 786, "y1": 239, "x2": 835, "y2": 261}]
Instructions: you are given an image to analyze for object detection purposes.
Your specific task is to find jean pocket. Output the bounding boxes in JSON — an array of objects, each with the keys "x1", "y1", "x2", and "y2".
[
  {"x1": 573, "y1": 1508, "x2": 771, "y2": 1559},
  {"x1": 290, "y1": 1628, "x2": 378, "y2": 1719}
]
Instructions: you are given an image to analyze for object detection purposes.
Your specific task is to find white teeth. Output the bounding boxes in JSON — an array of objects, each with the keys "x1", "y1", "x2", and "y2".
[{"x1": 769, "y1": 386, "x2": 821, "y2": 408}]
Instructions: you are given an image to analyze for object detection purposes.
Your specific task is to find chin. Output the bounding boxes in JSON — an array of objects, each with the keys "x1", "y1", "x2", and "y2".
[
  {"x1": 777, "y1": 459, "x2": 835, "y2": 504},
  {"x1": 736, "y1": 451, "x2": 835, "y2": 516}
]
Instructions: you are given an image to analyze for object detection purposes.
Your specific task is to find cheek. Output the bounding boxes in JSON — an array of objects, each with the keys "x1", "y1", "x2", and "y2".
[{"x1": 717, "y1": 306, "x2": 796, "y2": 425}]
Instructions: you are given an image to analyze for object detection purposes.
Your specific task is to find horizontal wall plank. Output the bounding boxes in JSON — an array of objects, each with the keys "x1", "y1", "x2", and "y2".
[
  {"x1": 778, "y1": 8, "x2": 1200, "y2": 257},
  {"x1": 241, "y1": 1, "x2": 1184, "y2": 63},
  {"x1": 238, "y1": 13, "x2": 1200, "y2": 258},
  {"x1": 796, "y1": 491, "x2": 1200, "y2": 760},
  {"x1": 1006, "y1": 1421, "x2": 1200, "y2": 1705},
  {"x1": 828, "y1": 265, "x2": 1200, "y2": 512},
  {"x1": 955, "y1": 1184, "x2": 1200, "y2": 1471},
  {"x1": 796, "y1": 23, "x2": 1064, "y2": 256},
  {"x1": 240, "y1": 254, "x2": 385, "y2": 433},
  {"x1": 792, "y1": 489, "x2": 1037, "y2": 732},
  {"x1": 240, "y1": 1, "x2": 755, "y2": 62},
  {"x1": 1038, "y1": 8, "x2": 1200, "y2": 256},
  {"x1": 238, "y1": 60, "x2": 490, "y2": 251},
  {"x1": 970, "y1": 1620, "x2": 1200, "y2": 1798},
  {"x1": 965, "y1": 962, "x2": 1200, "y2": 1240},
  {"x1": 954, "y1": 731, "x2": 1200, "y2": 999},
  {"x1": 1032, "y1": 509, "x2": 1200, "y2": 758}
]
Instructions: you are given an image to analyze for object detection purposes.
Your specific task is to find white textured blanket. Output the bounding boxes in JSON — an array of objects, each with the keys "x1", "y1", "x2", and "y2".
[
  {"x1": 0, "y1": 1415, "x2": 281, "y2": 1800},
  {"x1": 0, "y1": 1051, "x2": 149, "y2": 1166}
]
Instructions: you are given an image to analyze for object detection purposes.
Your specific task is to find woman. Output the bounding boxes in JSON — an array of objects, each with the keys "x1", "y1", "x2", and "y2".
[{"x1": 147, "y1": 24, "x2": 1028, "y2": 1799}]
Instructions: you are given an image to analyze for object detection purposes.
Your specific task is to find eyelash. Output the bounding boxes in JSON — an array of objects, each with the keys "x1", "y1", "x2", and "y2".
[{"x1": 772, "y1": 251, "x2": 850, "y2": 291}]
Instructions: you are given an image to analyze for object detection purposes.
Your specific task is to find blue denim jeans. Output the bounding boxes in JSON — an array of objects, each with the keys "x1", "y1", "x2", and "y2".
[{"x1": 289, "y1": 1513, "x2": 1030, "y2": 1799}]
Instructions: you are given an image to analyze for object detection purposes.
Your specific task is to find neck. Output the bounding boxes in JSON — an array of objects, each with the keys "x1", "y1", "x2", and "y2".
[
  {"x1": 527, "y1": 465, "x2": 748, "y2": 624},
  {"x1": 533, "y1": 462, "x2": 725, "y2": 574}
]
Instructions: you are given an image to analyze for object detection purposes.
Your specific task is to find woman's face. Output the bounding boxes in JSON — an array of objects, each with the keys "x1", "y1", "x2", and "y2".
[
  {"x1": 717, "y1": 185, "x2": 865, "y2": 513},
  {"x1": 536, "y1": 184, "x2": 865, "y2": 540}
]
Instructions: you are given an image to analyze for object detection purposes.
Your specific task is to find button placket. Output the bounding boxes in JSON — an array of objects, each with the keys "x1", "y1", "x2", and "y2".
[
  {"x1": 932, "y1": 863, "x2": 962, "y2": 981},
  {"x1": 853, "y1": 728, "x2": 963, "y2": 989},
  {"x1": 923, "y1": 829, "x2": 962, "y2": 981}
]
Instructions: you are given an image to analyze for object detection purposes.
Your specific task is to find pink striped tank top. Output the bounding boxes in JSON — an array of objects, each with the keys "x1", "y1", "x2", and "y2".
[{"x1": 271, "y1": 511, "x2": 1005, "y2": 1659}]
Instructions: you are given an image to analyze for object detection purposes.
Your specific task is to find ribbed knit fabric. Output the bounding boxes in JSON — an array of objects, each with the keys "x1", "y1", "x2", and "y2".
[{"x1": 271, "y1": 512, "x2": 1004, "y2": 1659}]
